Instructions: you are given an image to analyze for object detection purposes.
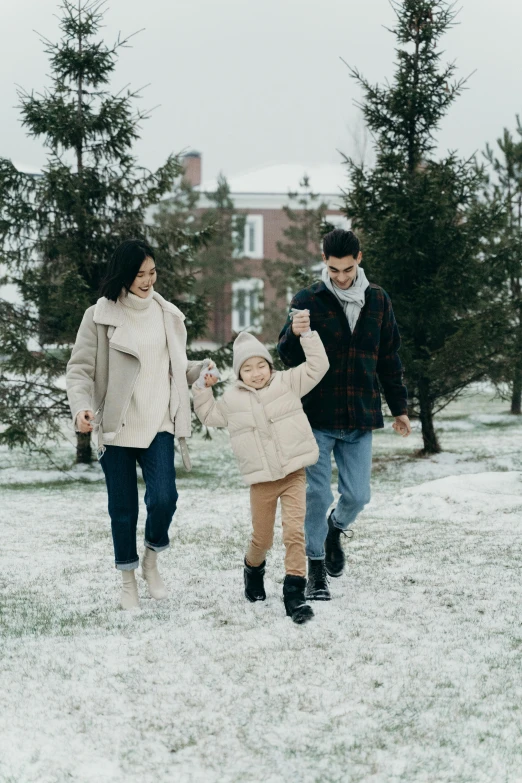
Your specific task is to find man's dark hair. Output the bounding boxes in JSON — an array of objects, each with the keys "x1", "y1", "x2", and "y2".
[
  {"x1": 323, "y1": 229, "x2": 360, "y2": 260},
  {"x1": 100, "y1": 239, "x2": 156, "y2": 301}
]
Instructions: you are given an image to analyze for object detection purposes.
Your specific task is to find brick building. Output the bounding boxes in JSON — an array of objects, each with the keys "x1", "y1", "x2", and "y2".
[{"x1": 179, "y1": 152, "x2": 348, "y2": 347}]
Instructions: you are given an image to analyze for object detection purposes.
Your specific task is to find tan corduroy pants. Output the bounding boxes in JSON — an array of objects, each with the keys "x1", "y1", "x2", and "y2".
[{"x1": 246, "y1": 468, "x2": 306, "y2": 577}]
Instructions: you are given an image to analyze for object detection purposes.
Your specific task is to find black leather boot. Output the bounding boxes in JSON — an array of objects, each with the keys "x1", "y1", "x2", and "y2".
[
  {"x1": 244, "y1": 559, "x2": 266, "y2": 602},
  {"x1": 283, "y1": 575, "x2": 314, "y2": 624},
  {"x1": 325, "y1": 511, "x2": 351, "y2": 577},
  {"x1": 305, "y1": 558, "x2": 331, "y2": 601}
]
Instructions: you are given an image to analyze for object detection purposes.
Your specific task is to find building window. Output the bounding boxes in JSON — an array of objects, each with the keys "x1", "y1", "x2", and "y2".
[
  {"x1": 232, "y1": 278, "x2": 264, "y2": 333},
  {"x1": 324, "y1": 214, "x2": 350, "y2": 231},
  {"x1": 242, "y1": 215, "x2": 264, "y2": 259}
]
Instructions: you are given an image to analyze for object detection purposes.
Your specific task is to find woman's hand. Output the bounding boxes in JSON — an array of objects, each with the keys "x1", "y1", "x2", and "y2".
[
  {"x1": 291, "y1": 310, "x2": 311, "y2": 336},
  {"x1": 76, "y1": 410, "x2": 94, "y2": 433}
]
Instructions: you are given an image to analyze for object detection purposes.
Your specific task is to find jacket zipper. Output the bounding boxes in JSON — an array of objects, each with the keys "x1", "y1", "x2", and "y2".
[{"x1": 255, "y1": 391, "x2": 284, "y2": 476}]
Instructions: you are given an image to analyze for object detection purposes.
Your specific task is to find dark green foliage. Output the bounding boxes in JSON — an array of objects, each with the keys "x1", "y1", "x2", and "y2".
[
  {"x1": 483, "y1": 124, "x2": 522, "y2": 414},
  {"x1": 343, "y1": 0, "x2": 503, "y2": 453},
  {"x1": 197, "y1": 175, "x2": 246, "y2": 344},
  {"x1": 0, "y1": 1, "x2": 207, "y2": 460},
  {"x1": 263, "y1": 177, "x2": 329, "y2": 338},
  {"x1": 159, "y1": 174, "x2": 246, "y2": 345}
]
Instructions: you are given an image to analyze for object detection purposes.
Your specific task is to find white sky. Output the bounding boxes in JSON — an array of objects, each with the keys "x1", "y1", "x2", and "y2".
[{"x1": 3, "y1": 0, "x2": 522, "y2": 184}]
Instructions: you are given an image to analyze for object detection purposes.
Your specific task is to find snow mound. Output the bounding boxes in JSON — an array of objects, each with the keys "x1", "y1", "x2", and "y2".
[{"x1": 396, "y1": 471, "x2": 522, "y2": 520}]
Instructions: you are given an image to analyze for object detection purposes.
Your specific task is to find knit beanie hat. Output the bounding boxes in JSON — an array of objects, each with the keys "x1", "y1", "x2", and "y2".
[{"x1": 233, "y1": 331, "x2": 274, "y2": 378}]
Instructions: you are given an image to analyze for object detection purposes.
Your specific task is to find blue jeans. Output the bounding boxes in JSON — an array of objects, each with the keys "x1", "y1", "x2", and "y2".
[
  {"x1": 305, "y1": 428, "x2": 373, "y2": 559},
  {"x1": 100, "y1": 432, "x2": 178, "y2": 570}
]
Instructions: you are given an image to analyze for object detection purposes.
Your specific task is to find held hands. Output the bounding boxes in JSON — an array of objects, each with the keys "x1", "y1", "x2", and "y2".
[
  {"x1": 204, "y1": 373, "x2": 219, "y2": 388},
  {"x1": 291, "y1": 309, "x2": 311, "y2": 336},
  {"x1": 76, "y1": 410, "x2": 94, "y2": 433},
  {"x1": 202, "y1": 360, "x2": 219, "y2": 388},
  {"x1": 392, "y1": 415, "x2": 412, "y2": 437}
]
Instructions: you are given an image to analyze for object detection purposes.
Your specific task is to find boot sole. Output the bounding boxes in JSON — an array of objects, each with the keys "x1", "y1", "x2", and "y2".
[
  {"x1": 325, "y1": 556, "x2": 344, "y2": 577},
  {"x1": 287, "y1": 605, "x2": 314, "y2": 624},
  {"x1": 325, "y1": 567, "x2": 343, "y2": 578},
  {"x1": 306, "y1": 592, "x2": 331, "y2": 601},
  {"x1": 245, "y1": 591, "x2": 266, "y2": 603}
]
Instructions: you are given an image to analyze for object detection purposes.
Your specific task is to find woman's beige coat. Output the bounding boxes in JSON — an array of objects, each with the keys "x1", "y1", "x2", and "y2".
[
  {"x1": 193, "y1": 331, "x2": 329, "y2": 485},
  {"x1": 66, "y1": 292, "x2": 204, "y2": 455}
]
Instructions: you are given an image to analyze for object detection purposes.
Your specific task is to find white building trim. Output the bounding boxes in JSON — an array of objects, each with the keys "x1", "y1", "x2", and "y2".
[{"x1": 232, "y1": 278, "x2": 264, "y2": 333}]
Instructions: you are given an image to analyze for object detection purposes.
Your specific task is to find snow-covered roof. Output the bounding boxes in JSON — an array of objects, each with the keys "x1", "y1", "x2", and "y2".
[
  {"x1": 11, "y1": 161, "x2": 43, "y2": 177},
  {"x1": 200, "y1": 163, "x2": 348, "y2": 196}
]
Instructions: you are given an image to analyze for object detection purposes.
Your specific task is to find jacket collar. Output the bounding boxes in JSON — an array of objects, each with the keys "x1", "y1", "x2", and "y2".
[{"x1": 93, "y1": 291, "x2": 186, "y2": 327}]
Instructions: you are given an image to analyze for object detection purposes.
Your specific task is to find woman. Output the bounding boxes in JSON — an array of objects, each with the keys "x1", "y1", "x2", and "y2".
[{"x1": 66, "y1": 239, "x2": 208, "y2": 610}]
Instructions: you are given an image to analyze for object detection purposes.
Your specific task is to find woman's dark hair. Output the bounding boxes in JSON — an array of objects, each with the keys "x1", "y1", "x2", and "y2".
[
  {"x1": 100, "y1": 239, "x2": 156, "y2": 301},
  {"x1": 323, "y1": 229, "x2": 360, "y2": 260}
]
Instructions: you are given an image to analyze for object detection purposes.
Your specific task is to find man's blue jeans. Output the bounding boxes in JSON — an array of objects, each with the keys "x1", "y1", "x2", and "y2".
[
  {"x1": 305, "y1": 428, "x2": 373, "y2": 560},
  {"x1": 100, "y1": 432, "x2": 178, "y2": 570}
]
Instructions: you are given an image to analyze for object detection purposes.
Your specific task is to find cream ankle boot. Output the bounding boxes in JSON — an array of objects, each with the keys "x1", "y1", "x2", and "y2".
[
  {"x1": 141, "y1": 547, "x2": 168, "y2": 599},
  {"x1": 120, "y1": 569, "x2": 140, "y2": 610}
]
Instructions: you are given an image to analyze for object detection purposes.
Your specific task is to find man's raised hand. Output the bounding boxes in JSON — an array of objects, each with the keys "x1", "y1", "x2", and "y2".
[{"x1": 291, "y1": 309, "x2": 311, "y2": 336}]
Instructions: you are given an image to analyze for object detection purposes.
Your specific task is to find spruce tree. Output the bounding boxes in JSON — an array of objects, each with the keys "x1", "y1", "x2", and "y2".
[
  {"x1": 263, "y1": 177, "x2": 329, "y2": 339},
  {"x1": 194, "y1": 175, "x2": 245, "y2": 344},
  {"x1": 156, "y1": 173, "x2": 247, "y2": 345},
  {"x1": 343, "y1": 0, "x2": 503, "y2": 453},
  {"x1": 483, "y1": 125, "x2": 522, "y2": 414},
  {"x1": 0, "y1": 0, "x2": 206, "y2": 462}
]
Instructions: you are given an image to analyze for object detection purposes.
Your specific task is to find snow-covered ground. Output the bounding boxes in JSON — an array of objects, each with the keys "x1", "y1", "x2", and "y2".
[{"x1": 1, "y1": 389, "x2": 522, "y2": 783}]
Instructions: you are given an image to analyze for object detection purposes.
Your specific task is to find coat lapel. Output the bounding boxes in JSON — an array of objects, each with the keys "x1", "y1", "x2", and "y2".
[{"x1": 92, "y1": 292, "x2": 186, "y2": 360}]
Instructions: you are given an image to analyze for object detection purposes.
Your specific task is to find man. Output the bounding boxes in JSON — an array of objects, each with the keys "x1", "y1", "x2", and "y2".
[{"x1": 277, "y1": 228, "x2": 411, "y2": 601}]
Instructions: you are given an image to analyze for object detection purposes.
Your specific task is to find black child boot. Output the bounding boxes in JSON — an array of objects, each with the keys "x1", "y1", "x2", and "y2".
[
  {"x1": 244, "y1": 559, "x2": 266, "y2": 602},
  {"x1": 305, "y1": 558, "x2": 331, "y2": 601},
  {"x1": 325, "y1": 511, "x2": 353, "y2": 578},
  {"x1": 283, "y1": 575, "x2": 314, "y2": 624}
]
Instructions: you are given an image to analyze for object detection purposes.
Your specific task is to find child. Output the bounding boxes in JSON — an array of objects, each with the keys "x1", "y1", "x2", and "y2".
[{"x1": 192, "y1": 314, "x2": 329, "y2": 624}]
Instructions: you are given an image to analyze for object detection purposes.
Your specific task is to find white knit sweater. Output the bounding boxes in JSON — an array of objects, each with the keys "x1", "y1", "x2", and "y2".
[{"x1": 109, "y1": 288, "x2": 174, "y2": 448}]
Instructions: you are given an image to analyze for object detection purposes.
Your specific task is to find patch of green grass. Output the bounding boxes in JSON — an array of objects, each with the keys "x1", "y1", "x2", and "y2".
[{"x1": 0, "y1": 589, "x2": 114, "y2": 638}]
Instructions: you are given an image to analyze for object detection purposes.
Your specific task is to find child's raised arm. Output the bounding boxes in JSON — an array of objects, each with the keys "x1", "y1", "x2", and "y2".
[
  {"x1": 192, "y1": 369, "x2": 228, "y2": 428},
  {"x1": 283, "y1": 330, "x2": 329, "y2": 398}
]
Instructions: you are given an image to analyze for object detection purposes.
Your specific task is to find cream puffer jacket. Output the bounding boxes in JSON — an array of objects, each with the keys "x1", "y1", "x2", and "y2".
[{"x1": 193, "y1": 331, "x2": 329, "y2": 485}]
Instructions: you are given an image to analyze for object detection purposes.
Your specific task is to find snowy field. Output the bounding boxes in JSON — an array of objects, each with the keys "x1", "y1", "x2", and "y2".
[{"x1": 1, "y1": 388, "x2": 522, "y2": 783}]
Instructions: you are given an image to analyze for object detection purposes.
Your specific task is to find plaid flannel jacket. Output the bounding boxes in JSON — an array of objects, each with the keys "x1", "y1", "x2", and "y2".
[{"x1": 277, "y1": 281, "x2": 408, "y2": 431}]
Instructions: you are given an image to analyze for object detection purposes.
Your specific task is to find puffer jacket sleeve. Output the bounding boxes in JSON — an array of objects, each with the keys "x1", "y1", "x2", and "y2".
[
  {"x1": 66, "y1": 307, "x2": 98, "y2": 425},
  {"x1": 193, "y1": 386, "x2": 229, "y2": 428},
  {"x1": 282, "y1": 331, "x2": 329, "y2": 399}
]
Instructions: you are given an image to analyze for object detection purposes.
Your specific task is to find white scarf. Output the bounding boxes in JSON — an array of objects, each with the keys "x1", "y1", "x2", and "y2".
[{"x1": 321, "y1": 265, "x2": 369, "y2": 332}]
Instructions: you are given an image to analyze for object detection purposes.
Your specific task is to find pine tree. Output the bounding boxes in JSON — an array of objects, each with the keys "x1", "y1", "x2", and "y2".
[
  {"x1": 155, "y1": 173, "x2": 246, "y2": 345},
  {"x1": 0, "y1": 0, "x2": 206, "y2": 463},
  {"x1": 195, "y1": 174, "x2": 245, "y2": 344},
  {"x1": 263, "y1": 176, "x2": 329, "y2": 339},
  {"x1": 483, "y1": 124, "x2": 522, "y2": 414},
  {"x1": 343, "y1": 0, "x2": 503, "y2": 454}
]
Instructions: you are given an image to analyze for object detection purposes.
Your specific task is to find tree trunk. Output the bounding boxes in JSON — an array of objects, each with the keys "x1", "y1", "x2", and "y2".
[
  {"x1": 511, "y1": 305, "x2": 522, "y2": 414},
  {"x1": 76, "y1": 431, "x2": 92, "y2": 464},
  {"x1": 511, "y1": 367, "x2": 522, "y2": 415},
  {"x1": 418, "y1": 379, "x2": 441, "y2": 455}
]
